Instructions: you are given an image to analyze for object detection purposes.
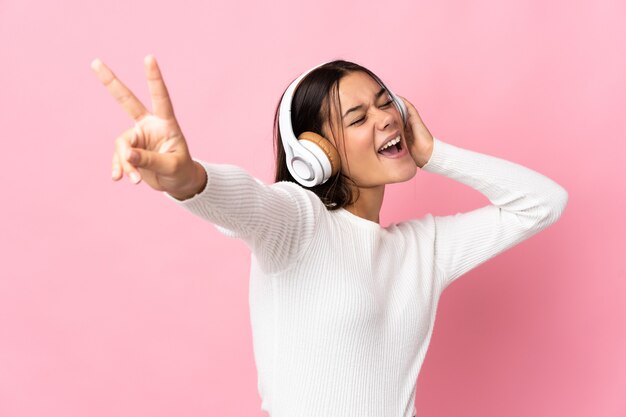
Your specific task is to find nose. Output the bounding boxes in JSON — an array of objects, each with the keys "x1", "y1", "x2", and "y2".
[{"x1": 374, "y1": 106, "x2": 394, "y2": 131}]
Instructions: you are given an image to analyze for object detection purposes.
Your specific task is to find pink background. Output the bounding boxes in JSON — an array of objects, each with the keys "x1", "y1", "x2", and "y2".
[{"x1": 0, "y1": 0, "x2": 624, "y2": 416}]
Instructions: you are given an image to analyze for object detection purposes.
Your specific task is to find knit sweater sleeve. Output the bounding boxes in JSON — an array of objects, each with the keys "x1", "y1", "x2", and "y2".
[
  {"x1": 162, "y1": 160, "x2": 323, "y2": 274},
  {"x1": 418, "y1": 137, "x2": 569, "y2": 290}
]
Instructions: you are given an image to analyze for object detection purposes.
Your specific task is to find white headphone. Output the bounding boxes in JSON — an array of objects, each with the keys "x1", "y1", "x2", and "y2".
[{"x1": 278, "y1": 61, "x2": 408, "y2": 187}]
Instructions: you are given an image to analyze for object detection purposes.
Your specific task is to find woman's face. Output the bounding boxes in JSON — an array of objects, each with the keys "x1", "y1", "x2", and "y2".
[{"x1": 323, "y1": 71, "x2": 417, "y2": 188}]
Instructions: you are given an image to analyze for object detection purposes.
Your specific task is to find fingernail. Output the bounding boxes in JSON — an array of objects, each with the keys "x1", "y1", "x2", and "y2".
[
  {"x1": 91, "y1": 58, "x2": 102, "y2": 70},
  {"x1": 112, "y1": 168, "x2": 119, "y2": 178},
  {"x1": 130, "y1": 172, "x2": 141, "y2": 183}
]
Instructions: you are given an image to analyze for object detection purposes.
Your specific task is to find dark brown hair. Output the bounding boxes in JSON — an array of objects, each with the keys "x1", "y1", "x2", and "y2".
[{"x1": 273, "y1": 59, "x2": 393, "y2": 210}]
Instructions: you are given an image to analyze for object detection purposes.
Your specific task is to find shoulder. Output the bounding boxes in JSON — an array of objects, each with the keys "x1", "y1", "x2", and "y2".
[
  {"x1": 393, "y1": 214, "x2": 437, "y2": 239},
  {"x1": 271, "y1": 180, "x2": 326, "y2": 208},
  {"x1": 268, "y1": 180, "x2": 329, "y2": 226}
]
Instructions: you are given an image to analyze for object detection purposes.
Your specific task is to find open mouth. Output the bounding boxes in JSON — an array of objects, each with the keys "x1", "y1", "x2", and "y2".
[{"x1": 378, "y1": 135, "x2": 403, "y2": 156}]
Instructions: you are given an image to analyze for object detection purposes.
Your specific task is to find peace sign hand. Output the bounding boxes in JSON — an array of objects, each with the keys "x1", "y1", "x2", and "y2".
[{"x1": 92, "y1": 55, "x2": 206, "y2": 200}]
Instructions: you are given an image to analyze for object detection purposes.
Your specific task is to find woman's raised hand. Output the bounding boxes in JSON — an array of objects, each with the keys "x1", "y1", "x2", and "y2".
[
  {"x1": 398, "y1": 96, "x2": 434, "y2": 169},
  {"x1": 91, "y1": 55, "x2": 206, "y2": 200}
]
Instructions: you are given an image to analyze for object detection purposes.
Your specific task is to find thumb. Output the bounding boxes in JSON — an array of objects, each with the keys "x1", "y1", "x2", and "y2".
[{"x1": 125, "y1": 146, "x2": 173, "y2": 173}]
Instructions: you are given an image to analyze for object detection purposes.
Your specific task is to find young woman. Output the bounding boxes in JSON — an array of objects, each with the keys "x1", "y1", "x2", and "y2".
[{"x1": 92, "y1": 55, "x2": 568, "y2": 417}]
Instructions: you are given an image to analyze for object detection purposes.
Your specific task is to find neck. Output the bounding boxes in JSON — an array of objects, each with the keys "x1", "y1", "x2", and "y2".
[{"x1": 344, "y1": 185, "x2": 385, "y2": 224}]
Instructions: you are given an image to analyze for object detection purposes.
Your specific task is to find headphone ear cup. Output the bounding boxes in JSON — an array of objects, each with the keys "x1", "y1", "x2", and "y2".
[
  {"x1": 389, "y1": 90, "x2": 408, "y2": 125},
  {"x1": 298, "y1": 131, "x2": 341, "y2": 177}
]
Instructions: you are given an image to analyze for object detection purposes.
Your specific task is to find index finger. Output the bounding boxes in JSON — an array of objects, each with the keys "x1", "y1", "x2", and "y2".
[{"x1": 91, "y1": 58, "x2": 149, "y2": 122}]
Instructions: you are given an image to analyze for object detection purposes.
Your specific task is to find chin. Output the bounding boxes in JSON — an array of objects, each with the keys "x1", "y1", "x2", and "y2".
[
  {"x1": 389, "y1": 164, "x2": 418, "y2": 184},
  {"x1": 351, "y1": 163, "x2": 418, "y2": 187}
]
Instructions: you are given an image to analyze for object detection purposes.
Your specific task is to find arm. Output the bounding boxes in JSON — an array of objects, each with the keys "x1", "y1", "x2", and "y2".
[
  {"x1": 91, "y1": 55, "x2": 321, "y2": 274},
  {"x1": 420, "y1": 137, "x2": 569, "y2": 289},
  {"x1": 163, "y1": 159, "x2": 323, "y2": 274}
]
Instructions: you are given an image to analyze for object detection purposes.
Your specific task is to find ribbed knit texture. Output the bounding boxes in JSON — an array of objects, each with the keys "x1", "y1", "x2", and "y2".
[{"x1": 164, "y1": 137, "x2": 568, "y2": 417}]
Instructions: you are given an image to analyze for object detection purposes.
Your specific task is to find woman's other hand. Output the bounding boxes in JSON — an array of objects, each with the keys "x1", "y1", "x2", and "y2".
[
  {"x1": 399, "y1": 96, "x2": 434, "y2": 168},
  {"x1": 91, "y1": 55, "x2": 206, "y2": 200}
]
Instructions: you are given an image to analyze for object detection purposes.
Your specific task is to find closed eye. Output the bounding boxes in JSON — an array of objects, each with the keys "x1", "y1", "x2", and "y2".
[
  {"x1": 350, "y1": 116, "x2": 365, "y2": 126},
  {"x1": 380, "y1": 99, "x2": 394, "y2": 108},
  {"x1": 349, "y1": 99, "x2": 394, "y2": 126}
]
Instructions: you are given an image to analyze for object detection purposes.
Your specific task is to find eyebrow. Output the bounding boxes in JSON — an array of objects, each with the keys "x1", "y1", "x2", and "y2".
[{"x1": 342, "y1": 87, "x2": 387, "y2": 119}]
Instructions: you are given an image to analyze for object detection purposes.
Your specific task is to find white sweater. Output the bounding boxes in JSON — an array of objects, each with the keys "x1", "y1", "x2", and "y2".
[{"x1": 165, "y1": 137, "x2": 568, "y2": 417}]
